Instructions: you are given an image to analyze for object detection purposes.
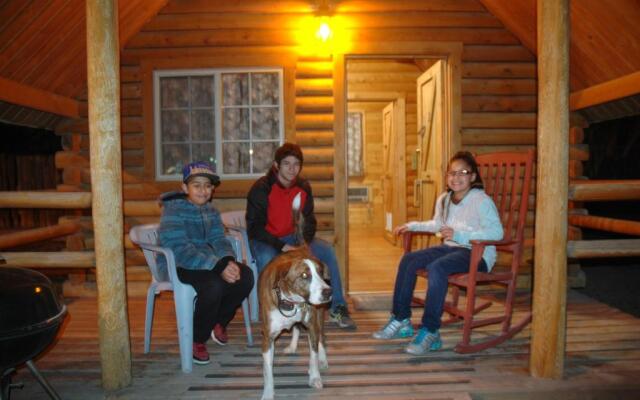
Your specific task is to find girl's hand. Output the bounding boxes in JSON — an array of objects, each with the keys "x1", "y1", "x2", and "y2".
[
  {"x1": 221, "y1": 261, "x2": 241, "y2": 283},
  {"x1": 393, "y1": 224, "x2": 409, "y2": 236},
  {"x1": 439, "y1": 226, "x2": 454, "y2": 241}
]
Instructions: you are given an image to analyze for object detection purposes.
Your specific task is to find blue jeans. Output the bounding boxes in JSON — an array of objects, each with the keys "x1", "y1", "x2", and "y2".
[
  {"x1": 391, "y1": 245, "x2": 487, "y2": 332},
  {"x1": 250, "y1": 235, "x2": 346, "y2": 310}
]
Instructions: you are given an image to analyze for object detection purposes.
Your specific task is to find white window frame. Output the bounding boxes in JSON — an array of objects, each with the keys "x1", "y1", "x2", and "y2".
[{"x1": 153, "y1": 67, "x2": 284, "y2": 181}]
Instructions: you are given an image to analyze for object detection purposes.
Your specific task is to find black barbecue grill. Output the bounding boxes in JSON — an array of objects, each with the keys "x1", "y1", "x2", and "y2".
[{"x1": 0, "y1": 267, "x2": 67, "y2": 400}]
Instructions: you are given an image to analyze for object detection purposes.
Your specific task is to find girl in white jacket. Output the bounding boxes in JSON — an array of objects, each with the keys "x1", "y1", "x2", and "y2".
[{"x1": 373, "y1": 151, "x2": 503, "y2": 355}]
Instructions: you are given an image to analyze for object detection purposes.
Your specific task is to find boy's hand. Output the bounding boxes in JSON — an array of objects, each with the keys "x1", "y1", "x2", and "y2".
[
  {"x1": 282, "y1": 244, "x2": 300, "y2": 252},
  {"x1": 221, "y1": 261, "x2": 241, "y2": 283}
]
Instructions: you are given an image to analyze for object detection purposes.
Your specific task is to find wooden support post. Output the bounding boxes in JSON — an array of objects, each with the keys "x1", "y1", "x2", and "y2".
[
  {"x1": 86, "y1": 0, "x2": 131, "y2": 390},
  {"x1": 531, "y1": 0, "x2": 569, "y2": 379},
  {"x1": 333, "y1": 54, "x2": 348, "y2": 289}
]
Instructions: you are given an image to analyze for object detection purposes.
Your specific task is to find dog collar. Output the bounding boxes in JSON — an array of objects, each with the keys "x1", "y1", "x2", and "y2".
[{"x1": 274, "y1": 287, "x2": 307, "y2": 317}]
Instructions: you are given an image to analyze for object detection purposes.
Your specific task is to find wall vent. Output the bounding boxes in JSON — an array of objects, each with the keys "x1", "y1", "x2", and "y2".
[{"x1": 348, "y1": 186, "x2": 370, "y2": 203}]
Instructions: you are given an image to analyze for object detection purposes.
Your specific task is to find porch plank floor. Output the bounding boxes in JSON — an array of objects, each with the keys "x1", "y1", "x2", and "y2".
[{"x1": 7, "y1": 290, "x2": 640, "y2": 400}]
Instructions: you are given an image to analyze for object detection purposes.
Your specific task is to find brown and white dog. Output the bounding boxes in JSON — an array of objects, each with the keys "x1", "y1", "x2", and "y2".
[{"x1": 258, "y1": 194, "x2": 332, "y2": 400}]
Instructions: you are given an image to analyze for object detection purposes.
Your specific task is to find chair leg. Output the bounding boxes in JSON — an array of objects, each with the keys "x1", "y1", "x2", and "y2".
[
  {"x1": 144, "y1": 286, "x2": 157, "y2": 354},
  {"x1": 242, "y1": 298, "x2": 253, "y2": 346},
  {"x1": 173, "y1": 288, "x2": 195, "y2": 373},
  {"x1": 249, "y1": 261, "x2": 260, "y2": 322}
]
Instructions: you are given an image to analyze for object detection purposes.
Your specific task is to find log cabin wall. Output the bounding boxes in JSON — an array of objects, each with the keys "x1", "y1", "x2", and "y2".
[{"x1": 52, "y1": 0, "x2": 539, "y2": 294}]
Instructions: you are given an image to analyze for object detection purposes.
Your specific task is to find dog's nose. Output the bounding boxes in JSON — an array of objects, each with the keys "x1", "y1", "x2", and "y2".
[{"x1": 322, "y1": 288, "x2": 332, "y2": 299}]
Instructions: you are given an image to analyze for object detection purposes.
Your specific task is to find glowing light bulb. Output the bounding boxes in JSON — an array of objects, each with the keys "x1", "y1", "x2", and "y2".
[{"x1": 316, "y1": 21, "x2": 332, "y2": 42}]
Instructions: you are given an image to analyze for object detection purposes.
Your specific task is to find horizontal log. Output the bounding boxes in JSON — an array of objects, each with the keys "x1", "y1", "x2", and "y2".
[
  {"x1": 296, "y1": 61, "x2": 333, "y2": 78},
  {"x1": 462, "y1": 45, "x2": 536, "y2": 62},
  {"x1": 295, "y1": 114, "x2": 334, "y2": 130},
  {"x1": 55, "y1": 151, "x2": 89, "y2": 168},
  {"x1": 461, "y1": 128, "x2": 536, "y2": 145},
  {"x1": 295, "y1": 96, "x2": 333, "y2": 113},
  {"x1": 567, "y1": 240, "x2": 640, "y2": 258},
  {"x1": 462, "y1": 62, "x2": 537, "y2": 79},
  {"x1": 462, "y1": 79, "x2": 537, "y2": 95},
  {"x1": 0, "y1": 223, "x2": 81, "y2": 250},
  {"x1": 296, "y1": 130, "x2": 334, "y2": 146},
  {"x1": 568, "y1": 215, "x2": 640, "y2": 236},
  {"x1": 569, "y1": 180, "x2": 640, "y2": 201},
  {"x1": 462, "y1": 113, "x2": 537, "y2": 128},
  {"x1": 462, "y1": 96, "x2": 537, "y2": 112},
  {"x1": 0, "y1": 192, "x2": 92, "y2": 209},
  {"x1": 0, "y1": 251, "x2": 95, "y2": 268}
]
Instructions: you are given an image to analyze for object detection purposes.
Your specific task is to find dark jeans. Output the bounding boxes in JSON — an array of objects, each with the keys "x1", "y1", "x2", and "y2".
[
  {"x1": 392, "y1": 245, "x2": 487, "y2": 332},
  {"x1": 177, "y1": 263, "x2": 254, "y2": 344}
]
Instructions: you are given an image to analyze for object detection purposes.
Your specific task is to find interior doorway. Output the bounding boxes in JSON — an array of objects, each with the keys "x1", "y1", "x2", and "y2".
[{"x1": 344, "y1": 57, "x2": 450, "y2": 293}]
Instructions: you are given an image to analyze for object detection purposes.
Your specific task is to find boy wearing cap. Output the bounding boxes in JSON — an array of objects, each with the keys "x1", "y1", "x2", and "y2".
[
  {"x1": 246, "y1": 143, "x2": 357, "y2": 330},
  {"x1": 159, "y1": 161, "x2": 254, "y2": 365}
]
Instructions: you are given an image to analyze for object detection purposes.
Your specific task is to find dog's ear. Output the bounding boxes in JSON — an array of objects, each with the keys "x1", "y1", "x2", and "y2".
[{"x1": 320, "y1": 261, "x2": 330, "y2": 284}]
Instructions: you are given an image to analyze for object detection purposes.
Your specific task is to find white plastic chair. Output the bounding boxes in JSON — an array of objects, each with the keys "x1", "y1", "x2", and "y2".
[
  {"x1": 129, "y1": 223, "x2": 253, "y2": 373},
  {"x1": 220, "y1": 210, "x2": 259, "y2": 322}
]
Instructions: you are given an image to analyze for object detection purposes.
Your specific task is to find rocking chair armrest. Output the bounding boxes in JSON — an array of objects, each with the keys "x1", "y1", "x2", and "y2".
[{"x1": 402, "y1": 230, "x2": 437, "y2": 253}]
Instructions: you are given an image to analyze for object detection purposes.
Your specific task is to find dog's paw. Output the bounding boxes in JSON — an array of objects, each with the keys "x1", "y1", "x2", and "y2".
[
  {"x1": 319, "y1": 359, "x2": 329, "y2": 370},
  {"x1": 283, "y1": 345, "x2": 297, "y2": 354},
  {"x1": 309, "y1": 377, "x2": 323, "y2": 389},
  {"x1": 261, "y1": 392, "x2": 274, "y2": 400}
]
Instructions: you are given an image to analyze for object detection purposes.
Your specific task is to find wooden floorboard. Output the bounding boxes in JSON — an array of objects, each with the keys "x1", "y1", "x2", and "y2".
[
  {"x1": 6, "y1": 290, "x2": 640, "y2": 400},
  {"x1": 7, "y1": 228, "x2": 640, "y2": 399}
]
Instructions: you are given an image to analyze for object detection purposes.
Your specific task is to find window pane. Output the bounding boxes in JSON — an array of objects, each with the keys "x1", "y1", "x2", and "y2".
[
  {"x1": 223, "y1": 142, "x2": 250, "y2": 174},
  {"x1": 190, "y1": 76, "x2": 214, "y2": 107},
  {"x1": 348, "y1": 112, "x2": 363, "y2": 176},
  {"x1": 253, "y1": 141, "x2": 279, "y2": 173},
  {"x1": 191, "y1": 110, "x2": 214, "y2": 141},
  {"x1": 161, "y1": 77, "x2": 189, "y2": 108},
  {"x1": 222, "y1": 108, "x2": 249, "y2": 140},
  {"x1": 161, "y1": 110, "x2": 189, "y2": 142},
  {"x1": 222, "y1": 73, "x2": 248, "y2": 106},
  {"x1": 192, "y1": 143, "x2": 217, "y2": 169},
  {"x1": 251, "y1": 72, "x2": 279, "y2": 105},
  {"x1": 162, "y1": 144, "x2": 190, "y2": 175},
  {"x1": 252, "y1": 107, "x2": 279, "y2": 140}
]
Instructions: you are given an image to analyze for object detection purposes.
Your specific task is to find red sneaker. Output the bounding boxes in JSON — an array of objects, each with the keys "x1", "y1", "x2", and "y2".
[
  {"x1": 192, "y1": 342, "x2": 210, "y2": 365},
  {"x1": 211, "y1": 323, "x2": 228, "y2": 346}
]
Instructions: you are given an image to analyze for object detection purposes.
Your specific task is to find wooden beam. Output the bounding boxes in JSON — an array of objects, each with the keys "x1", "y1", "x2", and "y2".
[
  {"x1": 531, "y1": 0, "x2": 569, "y2": 380},
  {"x1": 0, "y1": 223, "x2": 80, "y2": 250},
  {"x1": 86, "y1": 0, "x2": 131, "y2": 390},
  {"x1": 567, "y1": 239, "x2": 640, "y2": 258},
  {"x1": 0, "y1": 77, "x2": 80, "y2": 118},
  {"x1": 570, "y1": 71, "x2": 640, "y2": 111},
  {"x1": 568, "y1": 215, "x2": 640, "y2": 236},
  {"x1": 0, "y1": 251, "x2": 95, "y2": 267},
  {"x1": 0, "y1": 192, "x2": 92, "y2": 209},
  {"x1": 569, "y1": 180, "x2": 640, "y2": 201}
]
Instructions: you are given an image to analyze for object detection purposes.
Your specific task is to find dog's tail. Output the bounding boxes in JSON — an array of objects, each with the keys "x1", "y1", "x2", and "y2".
[{"x1": 292, "y1": 192, "x2": 306, "y2": 247}]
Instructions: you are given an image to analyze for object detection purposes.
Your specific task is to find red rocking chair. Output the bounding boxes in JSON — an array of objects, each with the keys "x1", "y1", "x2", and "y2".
[{"x1": 403, "y1": 150, "x2": 534, "y2": 353}]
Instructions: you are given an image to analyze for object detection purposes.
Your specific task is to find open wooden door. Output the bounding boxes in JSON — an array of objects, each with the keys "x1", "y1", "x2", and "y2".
[
  {"x1": 415, "y1": 60, "x2": 446, "y2": 245},
  {"x1": 381, "y1": 99, "x2": 406, "y2": 244}
]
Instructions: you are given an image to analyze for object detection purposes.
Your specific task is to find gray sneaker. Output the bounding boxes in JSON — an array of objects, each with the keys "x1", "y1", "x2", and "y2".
[
  {"x1": 372, "y1": 316, "x2": 414, "y2": 339},
  {"x1": 405, "y1": 328, "x2": 442, "y2": 355},
  {"x1": 329, "y1": 304, "x2": 357, "y2": 330}
]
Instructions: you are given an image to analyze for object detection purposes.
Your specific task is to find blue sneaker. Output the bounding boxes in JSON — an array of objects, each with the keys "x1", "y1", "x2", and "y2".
[
  {"x1": 405, "y1": 328, "x2": 442, "y2": 355},
  {"x1": 372, "y1": 316, "x2": 414, "y2": 339}
]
